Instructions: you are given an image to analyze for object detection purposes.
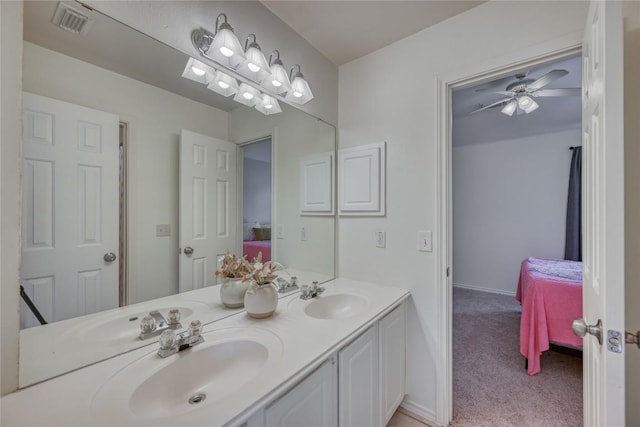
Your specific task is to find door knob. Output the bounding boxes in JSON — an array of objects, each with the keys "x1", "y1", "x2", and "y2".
[
  {"x1": 184, "y1": 246, "x2": 194, "y2": 256},
  {"x1": 572, "y1": 318, "x2": 603, "y2": 345},
  {"x1": 103, "y1": 252, "x2": 117, "y2": 263}
]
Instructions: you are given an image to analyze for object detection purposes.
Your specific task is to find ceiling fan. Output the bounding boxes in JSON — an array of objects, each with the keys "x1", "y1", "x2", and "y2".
[{"x1": 471, "y1": 69, "x2": 581, "y2": 116}]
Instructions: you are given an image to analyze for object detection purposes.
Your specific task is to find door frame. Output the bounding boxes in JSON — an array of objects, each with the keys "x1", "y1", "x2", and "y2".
[{"x1": 435, "y1": 43, "x2": 583, "y2": 424}]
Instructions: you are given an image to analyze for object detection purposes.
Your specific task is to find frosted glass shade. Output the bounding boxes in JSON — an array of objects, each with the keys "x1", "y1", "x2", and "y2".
[
  {"x1": 518, "y1": 96, "x2": 539, "y2": 114},
  {"x1": 501, "y1": 100, "x2": 517, "y2": 116},
  {"x1": 255, "y1": 94, "x2": 282, "y2": 115},
  {"x1": 182, "y1": 58, "x2": 214, "y2": 84},
  {"x1": 237, "y1": 46, "x2": 271, "y2": 82},
  {"x1": 285, "y1": 74, "x2": 314, "y2": 104},
  {"x1": 207, "y1": 71, "x2": 239, "y2": 97},
  {"x1": 234, "y1": 83, "x2": 261, "y2": 107},
  {"x1": 262, "y1": 61, "x2": 291, "y2": 95},
  {"x1": 210, "y1": 27, "x2": 245, "y2": 69}
]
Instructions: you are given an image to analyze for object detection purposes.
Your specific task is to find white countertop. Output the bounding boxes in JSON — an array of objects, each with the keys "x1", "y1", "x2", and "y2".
[{"x1": 2, "y1": 278, "x2": 410, "y2": 427}]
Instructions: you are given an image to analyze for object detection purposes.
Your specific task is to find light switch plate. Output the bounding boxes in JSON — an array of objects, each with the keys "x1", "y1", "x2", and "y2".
[
  {"x1": 376, "y1": 231, "x2": 386, "y2": 248},
  {"x1": 417, "y1": 230, "x2": 432, "y2": 252},
  {"x1": 156, "y1": 224, "x2": 171, "y2": 237},
  {"x1": 301, "y1": 227, "x2": 308, "y2": 241}
]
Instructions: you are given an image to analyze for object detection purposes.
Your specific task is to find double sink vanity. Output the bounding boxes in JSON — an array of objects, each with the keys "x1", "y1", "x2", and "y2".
[{"x1": 3, "y1": 279, "x2": 410, "y2": 426}]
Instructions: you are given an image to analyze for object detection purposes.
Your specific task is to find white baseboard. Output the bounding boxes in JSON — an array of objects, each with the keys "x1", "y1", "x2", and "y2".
[
  {"x1": 453, "y1": 282, "x2": 516, "y2": 297},
  {"x1": 400, "y1": 399, "x2": 439, "y2": 426}
]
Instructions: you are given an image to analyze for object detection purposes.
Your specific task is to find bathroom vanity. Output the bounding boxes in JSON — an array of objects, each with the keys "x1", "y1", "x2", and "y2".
[{"x1": 2, "y1": 279, "x2": 409, "y2": 427}]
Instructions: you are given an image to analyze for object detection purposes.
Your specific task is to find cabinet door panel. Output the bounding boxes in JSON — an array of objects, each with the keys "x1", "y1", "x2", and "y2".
[
  {"x1": 266, "y1": 358, "x2": 337, "y2": 427},
  {"x1": 379, "y1": 304, "x2": 406, "y2": 425},
  {"x1": 339, "y1": 325, "x2": 380, "y2": 427}
]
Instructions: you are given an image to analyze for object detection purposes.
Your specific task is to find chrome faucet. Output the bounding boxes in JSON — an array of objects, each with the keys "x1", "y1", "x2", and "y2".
[
  {"x1": 138, "y1": 309, "x2": 181, "y2": 340},
  {"x1": 300, "y1": 281, "x2": 325, "y2": 300},
  {"x1": 157, "y1": 320, "x2": 204, "y2": 358},
  {"x1": 277, "y1": 275, "x2": 299, "y2": 294}
]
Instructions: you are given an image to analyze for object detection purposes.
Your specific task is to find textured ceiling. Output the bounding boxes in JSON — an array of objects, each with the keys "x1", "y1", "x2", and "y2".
[{"x1": 261, "y1": 1, "x2": 486, "y2": 65}]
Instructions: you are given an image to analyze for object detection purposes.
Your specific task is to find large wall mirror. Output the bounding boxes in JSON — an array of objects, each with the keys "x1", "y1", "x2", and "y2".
[{"x1": 19, "y1": 1, "x2": 335, "y2": 387}]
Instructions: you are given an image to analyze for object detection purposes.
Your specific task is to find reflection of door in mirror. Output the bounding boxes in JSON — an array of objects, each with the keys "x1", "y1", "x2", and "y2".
[
  {"x1": 178, "y1": 130, "x2": 238, "y2": 292},
  {"x1": 241, "y1": 138, "x2": 273, "y2": 264},
  {"x1": 21, "y1": 92, "x2": 121, "y2": 328}
]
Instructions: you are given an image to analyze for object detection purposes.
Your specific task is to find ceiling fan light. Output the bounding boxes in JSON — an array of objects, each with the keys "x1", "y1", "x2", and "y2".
[
  {"x1": 182, "y1": 58, "x2": 214, "y2": 84},
  {"x1": 518, "y1": 96, "x2": 539, "y2": 114},
  {"x1": 256, "y1": 94, "x2": 282, "y2": 115},
  {"x1": 206, "y1": 70, "x2": 239, "y2": 97},
  {"x1": 501, "y1": 100, "x2": 517, "y2": 116},
  {"x1": 234, "y1": 83, "x2": 261, "y2": 107}
]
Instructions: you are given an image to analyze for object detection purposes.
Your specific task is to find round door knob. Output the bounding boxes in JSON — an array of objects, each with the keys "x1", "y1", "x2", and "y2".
[
  {"x1": 103, "y1": 252, "x2": 117, "y2": 263},
  {"x1": 184, "y1": 246, "x2": 194, "y2": 256},
  {"x1": 572, "y1": 318, "x2": 603, "y2": 345}
]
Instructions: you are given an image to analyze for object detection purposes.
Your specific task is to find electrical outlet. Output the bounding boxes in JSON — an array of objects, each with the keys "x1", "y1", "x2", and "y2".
[
  {"x1": 277, "y1": 224, "x2": 284, "y2": 239},
  {"x1": 376, "y1": 231, "x2": 386, "y2": 248},
  {"x1": 301, "y1": 226, "x2": 308, "y2": 241},
  {"x1": 417, "y1": 230, "x2": 432, "y2": 252},
  {"x1": 156, "y1": 224, "x2": 171, "y2": 237}
]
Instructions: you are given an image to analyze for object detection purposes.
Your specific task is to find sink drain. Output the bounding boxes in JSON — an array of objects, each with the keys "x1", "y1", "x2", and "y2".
[{"x1": 188, "y1": 393, "x2": 206, "y2": 405}]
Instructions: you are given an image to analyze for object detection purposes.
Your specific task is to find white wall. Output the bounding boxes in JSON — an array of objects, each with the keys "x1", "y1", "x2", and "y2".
[
  {"x1": 0, "y1": 0, "x2": 23, "y2": 396},
  {"x1": 452, "y1": 129, "x2": 580, "y2": 296},
  {"x1": 338, "y1": 1, "x2": 588, "y2": 423},
  {"x1": 84, "y1": 0, "x2": 339, "y2": 127},
  {"x1": 624, "y1": 2, "x2": 640, "y2": 425},
  {"x1": 22, "y1": 42, "x2": 229, "y2": 304},
  {"x1": 229, "y1": 104, "x2": 335, "y2": 277}
]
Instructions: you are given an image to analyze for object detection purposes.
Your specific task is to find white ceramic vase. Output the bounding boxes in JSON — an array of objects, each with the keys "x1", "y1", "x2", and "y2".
[
  {"x1": 244, "y1": 282, "x2": 278, "y2": 319},
  {"x1": 220, "y1": 277, "x2": 250, "y2": 308}
]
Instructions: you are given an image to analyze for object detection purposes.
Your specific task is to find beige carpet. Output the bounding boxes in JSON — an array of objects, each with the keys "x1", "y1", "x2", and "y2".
[{"x1": 451, "y1": 287, "x2": 583, "y2": 427}]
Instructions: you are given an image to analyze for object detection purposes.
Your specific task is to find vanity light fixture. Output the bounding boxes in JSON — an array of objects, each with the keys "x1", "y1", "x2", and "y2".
[
  {"x1": 207, "y1": 70, "x2": 239, "y2": 97},
  {"x1": 262, "y1": 50, "x2": 291, "y2": 95},
  {"x1": 285, "y1": 65, "x2": 314, "y2": 104},
  {"x1": 255, "y1": 94, "x2": 282, "y2": 115},
  {"x1": 182, "y1": 58, "x2": 214, "y2": 84},
  {"x1": 237, "y1": 34, "x2": 271, "y2": 83},
  {"x1": 234, "y1": 83, "x2": 261, "y2": 107},
  {"x1": 192, "y1": 13, "x2": 245, "y2": 69}
]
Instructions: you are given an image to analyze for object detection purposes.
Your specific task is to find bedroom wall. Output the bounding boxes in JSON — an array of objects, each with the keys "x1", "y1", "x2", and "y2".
[
  {"x1": 338, "y1": 1, "x2": 588, "y2": 422},
  {"x1": 22, "y1": 42, "x2": 229, "y2": 304},
  {"x1": 452, "y1": 128, "x2": 581, "y2": 296},
  {"x1": 243, "y1": 157, "x2": 272, "y2": 229}
]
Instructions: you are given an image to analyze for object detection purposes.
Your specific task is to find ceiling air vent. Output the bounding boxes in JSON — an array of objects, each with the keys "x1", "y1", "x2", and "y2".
[{"x1": 51, "y1": 2, "x2": 94, "y2": 36}]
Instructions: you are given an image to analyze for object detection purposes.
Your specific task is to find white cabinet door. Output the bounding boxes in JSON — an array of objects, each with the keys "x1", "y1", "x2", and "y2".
[
  {"x1": 339, "y1": 324, "x2": 380, "y2": 427},
  {"x1": 265, "y1": 358, "x2": 338, "y2": 427},
  {"x1": 379, "y1": 304, "x2": 406, "y2": 425}
]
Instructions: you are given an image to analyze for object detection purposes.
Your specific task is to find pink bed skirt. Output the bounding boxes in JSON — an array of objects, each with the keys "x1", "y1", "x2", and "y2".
[
  {"x1": 516, "y1": 257, "x2": 583, "y2": 375},
  {"x1": 243, "y1": 240, "x2": 271, "y2": 262}
]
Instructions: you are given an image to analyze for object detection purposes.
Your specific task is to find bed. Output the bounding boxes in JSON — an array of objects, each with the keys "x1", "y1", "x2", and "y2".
[
  {"x1": 243, "y1": 240, "x2": 271, "y2": 262},
  {"x1": 516, "y1": 257, "x2": 583, "y2": 375}
]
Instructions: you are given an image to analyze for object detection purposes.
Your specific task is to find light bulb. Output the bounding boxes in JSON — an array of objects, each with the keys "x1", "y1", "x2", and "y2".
[
  {"x1": 272, "y1": 80, "x2": 282, "y2": 87},
  {"x1": 191, "y1": 66, "x2": 206, "y2": 76},
  {"x1": 218, "y1": 81, "x2": 230, "y2": 89},
  {"x1": 264, "y1": 104, "x2": 273, "y2": 109},
  {"x1": 219, "y1": 46, "x2": 234, "y2": 57},
  {"x1": 247, "y1": 62, "x2": 261, "y2": 73},
  {"x1": 243, "y1": 92, "x2": 254, "y2": 100},
  {"x1": 520, "y1": 97, "x2": 531, "y2": 107},
  {"x1": 293, "y1": 91, "x2": 303, "y2": 98}
]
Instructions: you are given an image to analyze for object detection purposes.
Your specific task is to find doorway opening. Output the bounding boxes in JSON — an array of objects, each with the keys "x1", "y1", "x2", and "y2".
[
  {"x1": 240, "y1": 137, "x2": 273, "y2": 264},
  {"x1": 443, "y1": 49, "x2": 584, "y2": 426}
]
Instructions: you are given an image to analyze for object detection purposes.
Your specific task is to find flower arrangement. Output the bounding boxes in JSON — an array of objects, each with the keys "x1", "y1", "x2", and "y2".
[
  {"x1": 243, "y1": 252, "x2": 284, "y2": 286},
  {"x1": 214, "y1": 252, "x2": 251, "y2": 279}
]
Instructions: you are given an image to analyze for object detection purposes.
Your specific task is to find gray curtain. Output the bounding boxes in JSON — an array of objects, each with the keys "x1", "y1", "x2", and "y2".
[{"x1": 564, "y1": 147, "x2": 582, "y2": 261}]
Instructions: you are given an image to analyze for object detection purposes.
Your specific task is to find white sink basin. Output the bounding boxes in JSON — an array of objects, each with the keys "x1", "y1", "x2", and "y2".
[
  {"x1": 91, "y1": 327, "x2": 283, "y2": 423},
  {"x1": 62, "y1": 301, "x2": 212, "y2": 348},
  {"x1": 290, "y1": 292, "x2": 368, "y2": 320}
]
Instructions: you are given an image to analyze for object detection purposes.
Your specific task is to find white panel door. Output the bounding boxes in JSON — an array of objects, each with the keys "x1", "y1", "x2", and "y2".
[
  {"x1": 579, "y1": 2, "x2": 625, "y2": 425},
  {"x1": 379, "y1": 304, "x2": 406, "y2": 425},
  {"x1": 339, "y1": 324, "x2": 380, "y2": 427},
  {"x1": 21, "y1": 92, "x2": 119, "y2": 327},
  {"x1": 179, "y1": 129, "x2": 238, "y2": 293},
  {"x1": 265, "y1": 358, "x2": 338, "y2": 427}
]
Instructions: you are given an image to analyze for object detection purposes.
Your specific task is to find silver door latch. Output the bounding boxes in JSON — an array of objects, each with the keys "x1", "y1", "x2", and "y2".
[{"x1": 607, "y1": 329, "x2": 640, "y2": 353}]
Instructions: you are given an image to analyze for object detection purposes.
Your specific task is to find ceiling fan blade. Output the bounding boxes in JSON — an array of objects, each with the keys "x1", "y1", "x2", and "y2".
[
  {"x1": 534, "y1": 88, "x2": 581, "y2": 97},
  {"x1": 527, "y1": 69, "x2": 569, "y2": 90},
  {"x1": 470, "y1": 97, "x2": 513, "y2": 114},
  {"x1": 493, "y1": 91, "x2": 514, "y2": 96}
]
